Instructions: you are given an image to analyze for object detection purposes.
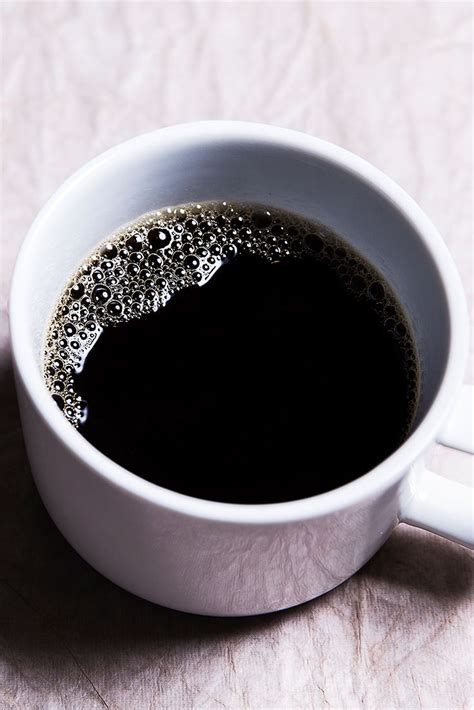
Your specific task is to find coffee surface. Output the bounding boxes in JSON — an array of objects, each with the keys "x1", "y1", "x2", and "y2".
[{"x1": 43, "y1": 202, "x2": 419, "y2": 503}]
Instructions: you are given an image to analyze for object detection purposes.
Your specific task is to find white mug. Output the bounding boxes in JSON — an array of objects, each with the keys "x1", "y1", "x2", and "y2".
[{"x1": 9, "y1": 122, "x2": 473, "y2": 616}]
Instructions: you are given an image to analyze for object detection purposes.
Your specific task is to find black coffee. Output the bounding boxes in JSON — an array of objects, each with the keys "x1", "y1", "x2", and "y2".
[{"x1": 43, "y1": 202, "x2": 419, "y2": 503}]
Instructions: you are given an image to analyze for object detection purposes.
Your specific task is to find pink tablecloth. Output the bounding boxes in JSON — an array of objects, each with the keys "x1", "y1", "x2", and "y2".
[{"x1": 1, "y1": 2, "x2": 472, "y2": 708}]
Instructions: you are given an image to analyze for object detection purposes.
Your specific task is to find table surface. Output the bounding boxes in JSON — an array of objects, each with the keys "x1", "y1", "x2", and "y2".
[{"x1": 1, "y1": 3, "x2": 472, "y2": 709}]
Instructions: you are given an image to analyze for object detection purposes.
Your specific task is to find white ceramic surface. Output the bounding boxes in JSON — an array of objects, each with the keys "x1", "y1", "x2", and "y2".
[{"x1": 9, "y1": 122, "x2": 473, "y2": 616}]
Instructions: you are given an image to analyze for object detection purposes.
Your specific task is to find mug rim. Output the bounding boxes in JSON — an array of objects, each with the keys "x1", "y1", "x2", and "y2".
[{"x1": 9, "y1": 120, "x2": 469, "y2": 524}]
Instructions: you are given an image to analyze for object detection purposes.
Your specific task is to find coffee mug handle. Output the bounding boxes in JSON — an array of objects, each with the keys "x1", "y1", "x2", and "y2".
[{"x1": 400, "y1": 384, "x2": 473, "y2": 549}]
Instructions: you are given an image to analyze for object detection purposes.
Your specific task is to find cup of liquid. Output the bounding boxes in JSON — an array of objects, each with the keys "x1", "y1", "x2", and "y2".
[{"x1": 9, "y1": 122, "x2": 473, "y2": 616}]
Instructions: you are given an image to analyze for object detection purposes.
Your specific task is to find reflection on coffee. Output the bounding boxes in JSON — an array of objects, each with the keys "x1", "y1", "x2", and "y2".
[{"x1": 43, "y1": 201, "x2": 420, "y2": 503}]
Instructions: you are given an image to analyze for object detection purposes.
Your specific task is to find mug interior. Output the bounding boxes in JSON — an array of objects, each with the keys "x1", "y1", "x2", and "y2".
[{"x1": 17, "y1": 125, "x2": 451, "y2": 431}]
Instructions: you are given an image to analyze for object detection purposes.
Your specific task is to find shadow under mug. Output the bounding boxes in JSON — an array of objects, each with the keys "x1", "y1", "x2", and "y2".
[{"x1": 9, "y1": 122, "x2": 473, "y2": 616}]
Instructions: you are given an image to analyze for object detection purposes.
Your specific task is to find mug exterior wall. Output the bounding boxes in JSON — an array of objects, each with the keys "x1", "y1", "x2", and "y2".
[{"x1": 16, "y1": 374, "x2": 404, "y2": 616}]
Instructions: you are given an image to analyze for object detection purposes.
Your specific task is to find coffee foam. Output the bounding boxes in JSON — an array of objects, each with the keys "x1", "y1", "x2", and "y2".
[{"x1": 43, "y1": 201, "x2": 420, "y2": 430}]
